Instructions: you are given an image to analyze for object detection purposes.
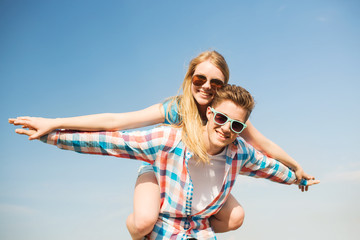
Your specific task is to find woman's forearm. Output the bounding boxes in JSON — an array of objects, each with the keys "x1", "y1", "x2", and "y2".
[
  {"x1": 54, "y1": 113, "x2": 135, "y2": 131},
  {"x1": 256, "y1": 139, "x2": 300, "y2": 170},
  {"x1": 55, "y1": 103, "x2": 165, "y2": 131},
  {"x1": 9, "y1": 103, "x2": 166, "y2": 140},
  {"x1": 240, "y1": 120, "x2": 300, "y2": 170}
]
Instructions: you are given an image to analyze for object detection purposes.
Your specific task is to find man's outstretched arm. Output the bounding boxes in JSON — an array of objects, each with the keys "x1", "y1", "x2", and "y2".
[
  {"x1": 14, "y1": 126, "x2": 167, "y2": 164},
  {"x1": 239, "y1": 142, "x2": 320, "y2": 188}
]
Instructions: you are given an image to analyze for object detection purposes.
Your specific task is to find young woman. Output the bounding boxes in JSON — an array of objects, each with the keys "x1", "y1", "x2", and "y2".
[{"x1": 10, "y1": 50, "x2": 313, "y2": 240}]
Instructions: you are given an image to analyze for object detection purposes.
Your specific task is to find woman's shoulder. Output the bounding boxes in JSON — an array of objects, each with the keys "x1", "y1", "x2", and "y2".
[{"x1": 162, "y1": 96, "x2": 181, "y2": 125}]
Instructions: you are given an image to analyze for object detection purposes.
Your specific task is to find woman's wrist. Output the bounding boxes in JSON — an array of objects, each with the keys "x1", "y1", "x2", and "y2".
[{"x1": 291, "y1": 164, "x2": 301, "y2": 171}]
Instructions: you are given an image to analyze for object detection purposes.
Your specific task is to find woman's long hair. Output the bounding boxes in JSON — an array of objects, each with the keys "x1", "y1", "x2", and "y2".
[{"x1": 166, "y1": 50, "x2": 230, "y2": 163}]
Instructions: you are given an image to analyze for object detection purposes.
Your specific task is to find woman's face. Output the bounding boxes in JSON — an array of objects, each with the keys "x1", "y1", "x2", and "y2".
[{"x1": 191, "y1": 60, "x2": 225, "y2": 107}]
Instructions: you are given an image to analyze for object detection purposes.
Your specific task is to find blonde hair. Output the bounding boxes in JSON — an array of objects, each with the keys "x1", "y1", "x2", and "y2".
[
  {"x1": 212, "y1": 84, "x2": 255, "y2": 122},
  {"x1": 166, "y1": 50, "x2": 230, "y2": 163}
]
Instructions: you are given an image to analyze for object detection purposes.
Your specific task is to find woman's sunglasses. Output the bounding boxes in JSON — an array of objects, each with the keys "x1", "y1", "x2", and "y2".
[
  {"x1": 192, "y1": 74, "x2": 224, "y2": 89},
  {"x1": 210, "y1": 107, "x2": 247, "y2": 134}
]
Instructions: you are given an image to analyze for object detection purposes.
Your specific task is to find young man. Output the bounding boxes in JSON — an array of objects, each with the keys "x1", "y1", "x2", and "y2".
[{"x1": 11, "y1": 85, "x2": 319, "y2": 239}]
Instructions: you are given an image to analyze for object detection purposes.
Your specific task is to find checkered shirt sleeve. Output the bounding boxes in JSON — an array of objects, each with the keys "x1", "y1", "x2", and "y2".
[
  {"x1": 238, "y1": 140, "x2": 299, "y2": 185},
  {"x1": 40, "y1": 128, "x2": 167, "y2": 164}
]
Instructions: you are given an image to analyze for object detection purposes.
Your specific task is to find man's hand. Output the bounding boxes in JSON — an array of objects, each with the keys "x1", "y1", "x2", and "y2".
[
  {"x1": 9, "y1": 116, "x2": 56, "y2": 140},
  {"x1": 298, "y1": 178, "x2": 320, "y2": 192},
  {"x1": 14, "y1": 128, "x2": 38, "y2": 138},
  {"x1": 294, "y1": 166, "x2": 315, "y2": 183}
]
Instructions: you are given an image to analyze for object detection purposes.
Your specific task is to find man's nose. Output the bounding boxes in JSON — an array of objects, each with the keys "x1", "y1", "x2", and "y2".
[{"x1": 221, "y1": 121, "x2": 232, "y2": 133}]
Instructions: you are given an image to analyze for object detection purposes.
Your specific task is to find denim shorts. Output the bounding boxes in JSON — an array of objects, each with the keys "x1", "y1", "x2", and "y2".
[{"x1": 137, "y1": 163, "x2": 154, "y2": 176}]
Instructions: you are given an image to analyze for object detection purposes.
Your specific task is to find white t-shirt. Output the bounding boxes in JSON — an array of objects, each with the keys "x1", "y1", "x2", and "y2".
[{"x1": 188, "y1": 149, "x2": 227, "y2": 213}]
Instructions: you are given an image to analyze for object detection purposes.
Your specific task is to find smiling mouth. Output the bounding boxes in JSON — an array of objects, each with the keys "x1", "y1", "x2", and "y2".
[
  {"x1": 199, "y1": 90, "x2": 212, "y2": 98},
  {"x1": 215, "y1": 130, "x2": 229, "y2": 140}
]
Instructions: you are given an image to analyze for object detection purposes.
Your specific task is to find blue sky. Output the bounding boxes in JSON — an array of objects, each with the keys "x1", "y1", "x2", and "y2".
[{"x1": 1, "y1": 0, "x2": 359, "y2": 239}]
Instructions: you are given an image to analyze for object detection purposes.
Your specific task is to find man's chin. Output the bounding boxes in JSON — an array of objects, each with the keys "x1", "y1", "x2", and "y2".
[{"x1": 211, "y1": 141, "x2": 227, "y2": 152}]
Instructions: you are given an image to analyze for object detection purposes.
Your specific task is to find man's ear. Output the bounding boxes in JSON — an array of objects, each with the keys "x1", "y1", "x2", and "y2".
[{"x1": 206, "y1": 106, "x2": 212, "y2": 120}]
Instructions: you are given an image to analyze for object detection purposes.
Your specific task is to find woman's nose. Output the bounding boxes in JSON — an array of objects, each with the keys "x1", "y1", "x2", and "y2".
[{"x1": 202, "y1": 79, "x2": 212, "y2": 89}]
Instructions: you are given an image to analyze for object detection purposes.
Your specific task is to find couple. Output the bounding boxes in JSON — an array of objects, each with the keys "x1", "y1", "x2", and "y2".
[{"x1": 10, "y1": 51, "x2": 319, "y2": 239}]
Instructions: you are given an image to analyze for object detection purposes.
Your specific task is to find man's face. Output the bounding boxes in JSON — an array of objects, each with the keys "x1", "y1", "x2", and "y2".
[{"x1": 205, "y1": 100, "x2": 247, "y2": 155}]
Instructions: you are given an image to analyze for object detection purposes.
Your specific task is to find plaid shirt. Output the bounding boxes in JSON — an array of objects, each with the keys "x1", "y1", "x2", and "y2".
[{"x1": 41, "y1": 126, "x2": 300, "y2": 240}]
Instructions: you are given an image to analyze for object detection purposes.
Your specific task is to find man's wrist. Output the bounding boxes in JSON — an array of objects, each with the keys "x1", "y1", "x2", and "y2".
[
  {"x1": 53, "y1": 118, "x2": 63, "y2": 129},
  {"x1": 299, "y1": 178, "x2": 307, "y2": 186}
]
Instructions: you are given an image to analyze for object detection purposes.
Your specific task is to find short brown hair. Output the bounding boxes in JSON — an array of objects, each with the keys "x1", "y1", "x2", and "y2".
[{"x1": 211, "y1": 84, "x2": 255, "y2": 122}]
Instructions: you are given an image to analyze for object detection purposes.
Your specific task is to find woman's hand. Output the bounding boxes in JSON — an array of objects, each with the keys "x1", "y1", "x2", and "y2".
[
  {"x1": 9, "y1": 116, "x2": 57, "y2": 140},
  {"x1": 294, "y1": 166, "x2": 315, "y2": 182}
]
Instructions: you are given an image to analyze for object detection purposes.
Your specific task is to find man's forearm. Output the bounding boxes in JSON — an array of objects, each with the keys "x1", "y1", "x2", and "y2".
[
  {"x1": 240, "y1": 146, "x2": 307, "y2": 186},
  {"x1": 40, "y1": 129, "x2": 158, "y2": 163}
]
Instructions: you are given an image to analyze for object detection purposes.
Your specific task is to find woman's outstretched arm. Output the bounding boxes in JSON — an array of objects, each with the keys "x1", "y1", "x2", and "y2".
[{"x1": 9, "y1": 103, "x2": 165, "y2": 140}]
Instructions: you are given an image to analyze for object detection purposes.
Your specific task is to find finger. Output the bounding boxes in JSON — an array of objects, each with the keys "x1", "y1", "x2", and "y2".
[
  {"x1": 13, "y1": 119, "x2": 31, "y2": 126},
  {"x1": 307, "y1": 173, "x2": 315, "y2": 180},
  {"x1": 29, "y1": 132, "x2": 42, "y2": 140},
  {"x1": 20, "y1": 123, "x2": 33, "y2": 129},
  {"x1": 17, "y1": 116, "x2": 31, "y2": 120},
  {"x1": 8, "y1": 118, "x2": 16, "y2": 124},
  {"x1": 15, "y1": 128, "x2": 35, "y2": 137},
  {"x1": 9, "y1": 118, "x2": 23, "y2": 125},
  {"x1": 304, "y1": 174, "x2": 315, "y2": 180},
  {"x1": 307, "y1": 179, "x2": 320, "y2": 186}
]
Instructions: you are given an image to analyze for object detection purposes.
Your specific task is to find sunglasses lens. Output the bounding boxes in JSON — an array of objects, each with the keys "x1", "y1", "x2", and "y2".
[
  {"x1": 210, "y1": 79, "x2": 224, "y2": 89},
  {"x1": 231, "y1": 122, "x2": 244, "y2": 133},
  {"x1": 214, "y1": 113, "x2": 228, "y2": 125},
  {"x1": 192, "y1": 75, "x2": 207, "y2": 86},
  {"x1": 193, "y1": 75, "x2": 224, "y2": 89}
]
